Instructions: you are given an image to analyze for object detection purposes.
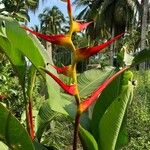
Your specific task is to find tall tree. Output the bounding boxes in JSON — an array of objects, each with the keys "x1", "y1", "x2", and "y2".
[
  {"x1": 0, "y1": 0, "x2": 42, "y2": 22},
  {"x1": 39, "y1": 6, "x2": 66, "y2": 34},
  {"x1": 38, "y1": 6, "x2": 66, "y2": 59},
  {"x1": 74, "y1": 0, "x2": 141, "y2": 65},
  {"x1": 140, "y1": 0, "x2": 149, "y2": 69}
]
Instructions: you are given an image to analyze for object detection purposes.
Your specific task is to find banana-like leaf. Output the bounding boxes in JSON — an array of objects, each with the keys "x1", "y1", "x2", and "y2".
[
  {"x1": 115, "y1": 116, "x2": 129, "y2": 150},
  {"x1": 30, "y1": 34, "x2": 67, "y2": 114},
  {"x1": 98, "y1": 71, "x2": 134, "y2": 150},
  {"x1": 78, "y1": 67, "x2": 115, "y2": 98},
  {"x1": 0, "y1": 15, "x2": 66, "y2": 146},
  {"x1": 0, "y1": 141, "x2": 9, "y2": 150},
  {"x1": 79, "y1": 126, "x2": 98, "y2": 150},
  {"x1": 0, "y1": 103, "x2": 34, "y2": 150},
  {"x1": 36, "y1": 101, "x2": 58, "y2": 141},
  {"x1": 33, "y1": 140, "x2": 48, "y2": 150},
  {"x1": 0, "y1": 18, "x2": 26, "y2": 87},
  {"x1": 53, "y1": 67, "x2": 115, "y2": 134},
  {"x1": 0, "y1": 15, "x2": 45, "y2": 70},
  {"x1": 133, "y1": 48, "x2": 150, "y2": 65},
  {"x1": 91, "y1": 74, "x2": 122, "y2": 140}
]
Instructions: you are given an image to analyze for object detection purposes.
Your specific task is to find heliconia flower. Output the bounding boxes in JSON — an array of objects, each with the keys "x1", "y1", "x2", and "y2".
[
  {"x1": 79, "y1": 67, "x2": 129, "y2": 113},
  {"x1": 75, "y1": 33, "x2": 124, "y2": 61},
  {"x1": 22, "y1": 27, "x2": 72, "y2": 46},
  {"x1": 50, "y1": 64, "x2": 73, "y2": 77},
  {"x1": 39, "y1": 67, "x2": 77, "y2": 95},
  {"x1": 72, "y1": 21, "x2": 92, "y2": 32}
]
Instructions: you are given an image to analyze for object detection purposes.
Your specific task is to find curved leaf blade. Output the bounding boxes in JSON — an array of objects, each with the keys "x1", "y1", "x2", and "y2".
[
  {"x1": 0, "y1": 15, "x2": 45, "y2": 69},
  {"x1": 0, "y1": 20, "x2": 26, "y2": 87},
  {"x1": 0, "y1": 103, "x2": 34, "y2": 150},
  {"x1": 133, "y1": 49, "x2": 150, "y2": 65},
  {"x1": 78, "y1": 67, "x2": 115, "y2": 98},
  {"x1": 79, "y1": 126, "x2": 98, "y2": 150},
  {"x1": 91, "y1": 73, "x2": 122, "y2": 140},
  {"x1": 36, "y1": 101, "x2": 58, "y2": 141},
  {"x1": 0, "y1": 141, "x2": 9, "y2": 150},
  {"x1": 30, "y1": 34, "x2": 67, "y2": 114},
  {"x1": 98, "y1": 71, "x2": 134, "y2": 150}
]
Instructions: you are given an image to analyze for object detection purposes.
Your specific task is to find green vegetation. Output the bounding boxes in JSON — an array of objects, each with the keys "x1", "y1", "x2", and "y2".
[{"x1": 0, "y1": 0, "x2": 150, "y2": 150}]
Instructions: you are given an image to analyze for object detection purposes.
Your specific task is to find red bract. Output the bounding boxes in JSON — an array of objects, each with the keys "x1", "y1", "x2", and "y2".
[
  {"x1": 22, "y1": 27, "x2": 71, "y2": 46},
  {"x1": 75, "y1": 33, "x2": 124, "y2": 61},
  {"x1": 40, "y1": 67, "x2": 77, "y2": 95},
  {"x1": 79, "y1": 67, "x2": 128, "y2": 113},
  {"x1": 51, "y1": 65, "x2": 73, "y2": 77},
  {"x1": 72, "y1": 21, "x2": 92, "y2": 32}
]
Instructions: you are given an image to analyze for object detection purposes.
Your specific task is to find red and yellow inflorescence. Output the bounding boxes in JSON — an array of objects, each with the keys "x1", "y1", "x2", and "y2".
[{"x1": 23, "y1": 0, "x2": 125, "y2": 113}]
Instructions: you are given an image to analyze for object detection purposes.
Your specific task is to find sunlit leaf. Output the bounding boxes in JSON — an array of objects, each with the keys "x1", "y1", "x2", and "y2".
[
  {"x1": 79, "y1": 126, "x2": 98, "y2": 150},
  {"x1": 0, "y1": 103, "x2": 34, "y2": 150},
  {"x1": 98, "y1": 71, "x2": 134, "y2": 150},
  {"x1": 79, "y1": 67, "x2": 128, "y2": 113}
]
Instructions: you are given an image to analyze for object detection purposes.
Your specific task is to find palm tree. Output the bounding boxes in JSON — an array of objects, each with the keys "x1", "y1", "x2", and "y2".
[
  {"x1": 74, "y1": 0, "x2": 141, "y2": 65},
  {"x1": 39, "y1": 6, "x2": 66, "y2": 34},
  {"x1": 38, "y1": 6, "x2": 66, "y2": 60},
  {"x1": 0, "y1": 0, "x2": 42, "y2": 22},
  {"x1": 75, "y1": 0, "x2": 141, "y2": 37}
]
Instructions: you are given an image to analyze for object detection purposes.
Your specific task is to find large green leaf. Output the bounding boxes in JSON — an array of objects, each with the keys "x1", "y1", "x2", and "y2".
[
  {"x1": 0, "y1": 16, "x2": 44, "y2": 68},
  {"x1": 0, "y1": 103, "x2": 34, "y2": 150},
  {"x1": 98, "y1": 71, "x2": 134, "y2": 150},
  {"x1": 61, "y1": 93, "x2": 91, "y2": 129},
  {"x1": 30, "y1": 34, "x2": 67, "y2": 114},
  {"x1": 78, "y1": 67, "x2": 115, "y2": 98},
  {"x1": 133, "y1": 48, "x2": 150, "y2": 65},
  {"x1": 36, "y1": 101, "x2": 58, "y2": 141},
  {"x1": 0, "y1": 19, "x2": 26, "y2": 87},
  {"x1": 79, "y1": 126, "x2": 98, "y2": 150},
  {"x1": 0, "y1": 142, "x2": 9, "y2": 150},
  {"x1": 33, "y1": 140, "x2": 48, "y2": 150},
  {"x1": 115, "y1": 116, "x2": 129, "y2": 150},
  {"x1": 61, "y1": 67, "x2": 115, "y2": 126},
  {"x1": 91, "y1": 73, "x2": 122, "y2": 140}
]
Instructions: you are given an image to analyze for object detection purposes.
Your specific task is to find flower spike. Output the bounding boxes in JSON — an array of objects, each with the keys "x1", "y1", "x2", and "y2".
[
  {"x1": 72, "y1": 21, "x2": 92, "y2": 33},
  {"x1": 39, "y1": 67, "x2": 77, "y2": 95},
  {"x1": 22, "y1": 27, "x2": 72, "y2": 46},
  {"x1": 50, "y1": 64, "x2": 73, "y2": 77},
  {"x1": 79, "y1": 67, "x2": 129, "y2": 113},
  {"x1": 67, "y1": 0, "x2": 72, "y2": 16},
  {"x1": 75, "y1": 33, "x2": 124, "y2": 61}
]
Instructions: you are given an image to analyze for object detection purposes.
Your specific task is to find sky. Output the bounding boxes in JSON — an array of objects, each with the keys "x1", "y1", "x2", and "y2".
[{"x1": 28, "y1": 0, "x2": 77, "y2": 27}]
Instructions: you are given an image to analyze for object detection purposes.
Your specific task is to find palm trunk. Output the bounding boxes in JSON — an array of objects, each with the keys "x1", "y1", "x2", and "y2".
[
  {"x1": 140, "y1": 0, "x2": 148, "y2": 69},
  {"x1": 46, "y1": 41, "x2": 53, "y2": 60},
  {"x1": 110, "y1": 24, "x2": 115, "y2": 66}
]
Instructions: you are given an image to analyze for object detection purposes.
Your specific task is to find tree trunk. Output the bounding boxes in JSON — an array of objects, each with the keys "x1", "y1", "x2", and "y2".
[
  {"x1": 110, "y1": 24, "x2": 115, "y2": 66},
  {"x1": 46, "y1": 41, "x2": 53, "y2": 61},
  {"x1": 140, "y1": 0, "x2": 148, "y2": 69}
]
